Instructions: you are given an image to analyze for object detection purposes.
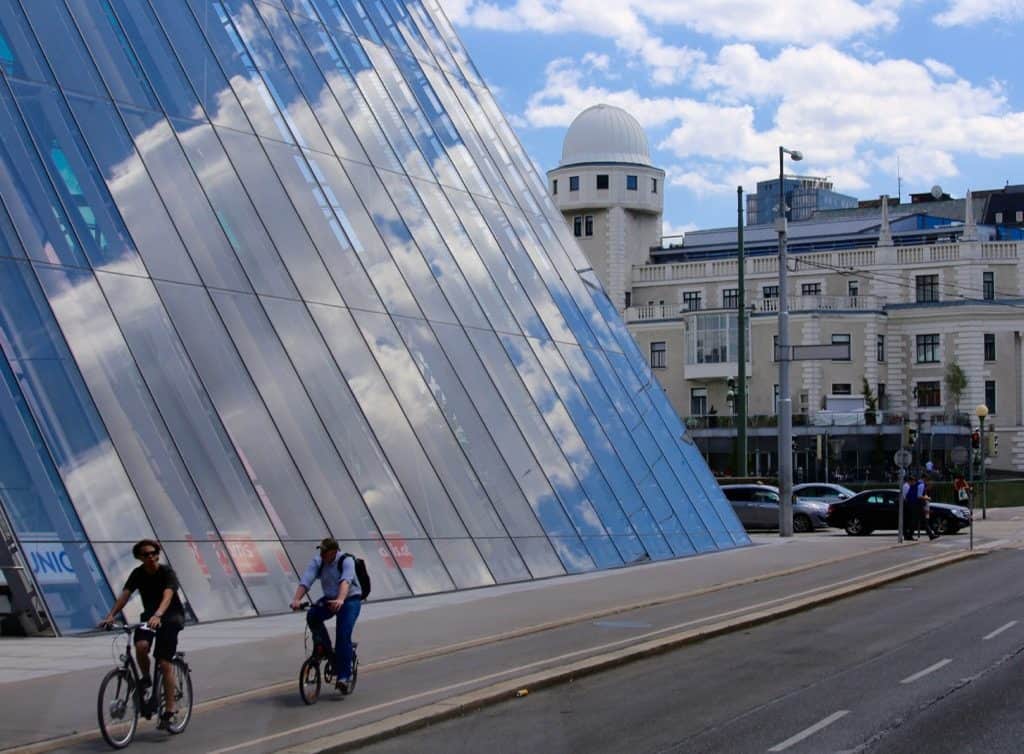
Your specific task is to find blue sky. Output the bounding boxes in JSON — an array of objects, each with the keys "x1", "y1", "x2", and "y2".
[{"x1": 441, "y1": 0, "x2": 1024, "y2": 233}]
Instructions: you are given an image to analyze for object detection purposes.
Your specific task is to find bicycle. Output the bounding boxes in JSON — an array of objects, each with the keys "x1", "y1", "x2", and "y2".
[
  {"x1": 97, "y1": 623, "x2": 193, "y2": 748},
  {"x1": 295, "y1": 603, "x2": 358, "y2": 705}
]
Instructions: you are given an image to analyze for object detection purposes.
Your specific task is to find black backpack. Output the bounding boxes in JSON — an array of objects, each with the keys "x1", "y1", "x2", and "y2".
[{"x1": 317, "y1": 552, "x2": 371, "y2": 601}]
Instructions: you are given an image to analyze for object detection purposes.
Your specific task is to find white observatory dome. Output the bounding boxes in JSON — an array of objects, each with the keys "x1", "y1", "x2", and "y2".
[{"x1": 560, "y1": 104, "x2": 652, "y2": 167}]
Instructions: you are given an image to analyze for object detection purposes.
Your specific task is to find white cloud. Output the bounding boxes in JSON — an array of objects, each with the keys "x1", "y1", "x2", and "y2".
[{"x1": 934, "y1": 0, "x2": 1024, "y2": 26}]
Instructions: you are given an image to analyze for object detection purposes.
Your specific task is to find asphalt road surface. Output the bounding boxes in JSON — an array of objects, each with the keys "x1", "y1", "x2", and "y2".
[{"x1": 358, "y1": 547, "x2": 1024, "y2": 754}]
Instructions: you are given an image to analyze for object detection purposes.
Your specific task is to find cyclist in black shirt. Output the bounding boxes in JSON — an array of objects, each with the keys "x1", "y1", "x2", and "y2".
[{"x1": 100, "y1": 539, "x2": 186, "y2": 729}]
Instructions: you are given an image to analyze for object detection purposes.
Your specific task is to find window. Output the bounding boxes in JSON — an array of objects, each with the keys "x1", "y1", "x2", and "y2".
[
  {"x1": 916, "y1": 333, "x2": 939, "y2": 363},
  {"x1": 624, "y1": 291, "x2": 631, "y2": 308},
  {"x1": 552, "y1": 178, "x2": 557, "y2": 195},
  {"x1": 916, "y1": 274, "x2": 939, "y2": 303},
  {"x1": 983, "y1": 271, "x2": 994, "y2": 300},
  {"x1": 876, "y1": 334, "x2": 885, "y2": 362},
  {"x1": 848, "y1": 280, "x2": 859, "y2": 298},
  {"x1": 650, "y1": 341, "x2": 666, "y2": 369},
  {"x1": 584, "y1": 215, "x2": 593, "y2": 237},
  {"x1": 984, "y1": 333, "x2": 996, "y2": 361},
  {"x1": 572, "y1": 215, "x2": 582, "y2": 237},
  {"x1": 763, "y1": 285, "x2": 779, "y2": 299},
  {"x1": 569, "y1": 175, "x2": 579, "y2": 191},
  {"x1": 801, "y1": 282, "x2": 821, "y2": 296},
  {"x1": 690, "y1": 387, "x2": 707, "y2": 416},
  {"x1": 986, "y1": 380, "x2": 996, "y2": 413},
  {"x1": 877, "y1": 383, "x2": 887, "y2": 410},
  {"x1": 831, "y1": 333, "x2": 851, "y2": 361},
  {"x1": 651, "y1": 177, "x2": 658, "y2": 193},
  {"x1": 916, "y1": 381, "x2": 941, "y2": 407},
  {"x1": 723, "y1": 288, "x2": 739, "y2": 309},
  {"x1": 682, "y1": 291, "x2": 701, "y2": 311},
  {"x1": 596, "y1": 174, "x2": 609, "y2": 190},
  {"x1": 831, "y1": 383, "x2": 852, "y2": 395},
  {"x1": 626, "y1": 175, "x2": 638, "y2": 191}
]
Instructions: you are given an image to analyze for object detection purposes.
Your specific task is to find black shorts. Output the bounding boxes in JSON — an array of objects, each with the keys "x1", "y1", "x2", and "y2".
[{"x1": 134, "y1": 621, "x2": 183, "y2": 662}]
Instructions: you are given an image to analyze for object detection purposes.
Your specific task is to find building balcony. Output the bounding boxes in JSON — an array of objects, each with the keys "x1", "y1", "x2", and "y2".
[{"x1": 755, "y1": 295, "x2": 885, "y2": 313}]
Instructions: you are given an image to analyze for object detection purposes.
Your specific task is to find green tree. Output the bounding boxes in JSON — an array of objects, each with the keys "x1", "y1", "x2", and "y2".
[
  {"x1": 945, "y1": 360, "x2": 968, "y2": 413},
  {"x1": 862, "y1": 377, "x2": 877, "y2": 425}
]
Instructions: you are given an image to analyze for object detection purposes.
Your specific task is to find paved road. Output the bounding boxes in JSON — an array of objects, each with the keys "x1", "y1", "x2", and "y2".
[
  {"x1": 356, "y1": 547, "x2": 1024, "y2": 754},
  {"x1": 16, "y1": 537, "x2": 982, "y2": 754}
]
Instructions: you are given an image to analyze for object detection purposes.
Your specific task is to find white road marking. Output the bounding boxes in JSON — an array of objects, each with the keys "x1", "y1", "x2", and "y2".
[
  {"x1": 768, "y1": 710, "x2": 849, "y2": 752},
  {"x1": 983, "y1": 620, "x2": 1017, "y2": 640},
  {"x1": 900, "y1": 658, "x2": 951, "y2": 684}
]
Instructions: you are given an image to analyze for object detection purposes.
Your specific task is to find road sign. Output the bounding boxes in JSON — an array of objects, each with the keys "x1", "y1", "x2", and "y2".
[
  {"x1": 950, "y1": 446, "x2": 969, "y2": 465},
  {"x1": 893, "y1": 449, "x2": 912, "y2": 467}
]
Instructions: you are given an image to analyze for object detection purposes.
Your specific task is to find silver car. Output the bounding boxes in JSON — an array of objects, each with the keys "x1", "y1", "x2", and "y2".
[
  {"x1": 720, "y1": 483, "x2": 831, "y2": 532},
  {"x1": 792, "y1": 483, "x2": 856, "y2": 504}
]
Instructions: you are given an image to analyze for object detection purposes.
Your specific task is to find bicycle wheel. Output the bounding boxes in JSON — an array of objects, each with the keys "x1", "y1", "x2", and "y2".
[
  {"x1": 299, "y1": 657, "x2": 321, "y2": 705},
  {"x1": 97, "y1": 668, "x2": 138, "y2": 749},
  {"x1": 157, "y1": 659, "x2": 193, "y2": 734}
]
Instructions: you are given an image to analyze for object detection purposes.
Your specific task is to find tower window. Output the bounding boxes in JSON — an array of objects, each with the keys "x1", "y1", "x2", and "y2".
[
  {"x1": 569, "y1": 176, "x2": 579, "y2": 191},
  {"x1": 596, "y1": 174, "x2": 609, "y2": 190},
  {"x1": 626, "y1": 175, "x2": 638, "y2": 191},
  {"x1": 552, "y1": 179, "x2": 557, "y2": 195}
]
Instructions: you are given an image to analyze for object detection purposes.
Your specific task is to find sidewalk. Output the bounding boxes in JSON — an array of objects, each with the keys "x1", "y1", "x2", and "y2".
[{"x1": 3, "y1": 510, "x2": 1023, "y2": 753}]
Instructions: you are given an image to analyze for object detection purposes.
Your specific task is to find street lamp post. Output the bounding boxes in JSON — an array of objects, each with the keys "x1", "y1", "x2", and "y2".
[
  {"x1": 975, "y1": 404, "x2": 988, "y2": 520},
  {"x1": 776, "y1": 146, "x2": 802, "y2": 537}
]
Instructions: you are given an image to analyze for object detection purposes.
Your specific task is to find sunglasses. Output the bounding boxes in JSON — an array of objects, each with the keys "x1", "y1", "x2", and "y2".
[{"x1": 140, "y1": 550, "x2": 160, "y2": 558}]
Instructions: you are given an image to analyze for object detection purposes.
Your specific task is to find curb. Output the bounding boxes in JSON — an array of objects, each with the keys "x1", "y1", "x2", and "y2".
[{"x1": 276, "y1": 548, "x2": 980, "y2": 754}]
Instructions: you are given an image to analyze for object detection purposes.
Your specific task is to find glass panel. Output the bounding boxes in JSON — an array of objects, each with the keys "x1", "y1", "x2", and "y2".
[
  {"x1": 391, "y1": 316, "x2": 545, "y2": 537},
  {"x1": 428, "y1": 321, "x2": 577, "y2": 540},
  {"x1": 64, "y1": 0, "x2": 161, "y2": 110},
  {"x1": 153, "y1": 280, "x2": 324, "y2": 541},
  {"x1": 63, "y1": 93, "x2": 201, "y2": 284},
  {"x1": 11, "y1": 79, "x2": 147, "y2": 276},
  {"x1": 304, "y1": 10, "x2": 434, "y2": 180},
  {"x1": 216, "y1": 127, "x2": 342, "y2": 305},
  {"x1": 0, "y1": 196, "x2": 25, "y2": 260},
  {"x1": 512, "y1": 537, "x2": 565, "y2": 579},
  {"x1": 411, "y1": 178, "x2": 518, "y2": 333},
  {"x1": 341, "y1": 160, "x2": 455, "y2": 323},
  {"x1": 254, "y1": 0, "x2": 370, "y2": 163},
  {"x1": 380, "y1": 536, "x2": 453, "y2": 595},
  {"x1": 3, "y1": 262, "x2": 151, "y2": 541},
  {"x1": 119, "y1": 106, "x2": 252, "y2": 291},
  {"x1": 0, "y1": 2, "x2": 54, "y2": 83},
  {"x1": 473, "y1": 538, "x2": 530, "y2": 583},
  {"x1": 221, "y1": 538, "x2": 296, "y2": 612},
  {"x1": 549, "y1": 537, "x2": 599, "y2": 574},
  {"x1": 260, "y1": 297, "x2": 425, "y2": 539},
  {"x1": 308, "y1": 303, "x2": 472, "y2": 539},
  {"x1": 146, "y1": 0, "x2": 251, "y2": 131},
  {"x1": 19, "y1": 540, "x2": 113, "y2": 633},
  {"x1": 162, "y1": 539, "x2": 256, "y2": 620},
  {"x1": 288, "y1": 10, "x2": 402, "y2": 171},
  {"x1": 258, "y1": 137, "x2": 385, "y2": 312},
  {"x1": 170, "y1": 117, "x2": 297, "y2": 298},
  {"x1": 377, "y1": 168, "x2": 488, "y2": 328},
  {"x1": 211, "y1": 289, "x2": 378, "y2": 538},
  {"x1": 0, "y1": 81, "x2": 88, "y2": 268},
  {"x1": 18, "y1": 0, "x2": 107, "y2": 97},
  {"x1": 354, "y1": 310, "x2": 505, "y2": 537},
  {"x1": 433, "y1": 538, "x2": 493, "y2": 589}
]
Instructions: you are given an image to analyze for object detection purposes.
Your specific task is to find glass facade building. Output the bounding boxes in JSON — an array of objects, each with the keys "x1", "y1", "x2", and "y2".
[{"x1": 0, "y1": 0, "x2": 748, "y2": 635}]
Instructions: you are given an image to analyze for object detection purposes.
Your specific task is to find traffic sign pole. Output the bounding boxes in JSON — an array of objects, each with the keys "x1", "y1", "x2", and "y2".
[{"x1": 894, "y1": 449, "x2": 912, "y2": 544}]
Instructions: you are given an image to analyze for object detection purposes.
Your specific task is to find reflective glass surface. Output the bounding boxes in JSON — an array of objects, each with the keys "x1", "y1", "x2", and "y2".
[{"x1": 0, "y1": 0, "x2": 747, "y2": 633}]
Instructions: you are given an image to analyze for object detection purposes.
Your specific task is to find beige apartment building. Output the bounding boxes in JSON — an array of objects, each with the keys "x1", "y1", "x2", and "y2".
[{"x1": 549, "y1": 105, "x2": 1024, "y2": 477}]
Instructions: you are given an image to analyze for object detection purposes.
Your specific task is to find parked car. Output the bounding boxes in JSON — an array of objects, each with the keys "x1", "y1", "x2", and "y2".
[
  {"x1": 825, "y1": 489, "x2": 973, "y2": 535},
  {"x1": 720, "y1": 484, "x2": 830, "y2": 533},
  {"x1": 792, "y1": 483, "x2": 856, "y2": 504}
]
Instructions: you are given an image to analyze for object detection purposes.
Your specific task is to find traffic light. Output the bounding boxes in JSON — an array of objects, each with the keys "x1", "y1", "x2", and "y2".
[
  {"x1": 971, "y1": 430, "x2": 981, "y2": 449},
  {"x1": 987, "y1": 433, "x2": 999, "y2": 456},
  {"x1": 907, "y1": 427, "x2": 918, "y2": 446}
]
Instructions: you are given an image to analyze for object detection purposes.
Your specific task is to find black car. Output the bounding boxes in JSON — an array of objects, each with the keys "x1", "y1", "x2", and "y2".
[{"x1": 825, "y1": 489, "x2": 973, "y2": 535}]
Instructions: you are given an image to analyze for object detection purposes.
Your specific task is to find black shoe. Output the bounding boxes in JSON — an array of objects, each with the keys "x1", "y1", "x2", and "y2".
[{"x1": 156, "y1": 710, "x2": 175, "y2": 730}]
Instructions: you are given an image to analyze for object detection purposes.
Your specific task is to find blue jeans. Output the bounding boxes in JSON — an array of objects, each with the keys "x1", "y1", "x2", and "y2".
[{"x1": 307, "y1": 596, "x2": 361, "y2": 681}]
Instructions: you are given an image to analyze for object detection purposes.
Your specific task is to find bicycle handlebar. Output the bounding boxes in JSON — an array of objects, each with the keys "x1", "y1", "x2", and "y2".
[{"x1": 102, "y1": 622, "x2": 155, "y2": 633}]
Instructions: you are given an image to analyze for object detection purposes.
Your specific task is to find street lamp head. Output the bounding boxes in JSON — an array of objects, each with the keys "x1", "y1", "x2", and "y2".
[
  {"x1": 789, "y1": 150, "x2": 803, "y2": 161},
  {"x1": 975, "y1": 404, "x2": 989, "y2": 419}
]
